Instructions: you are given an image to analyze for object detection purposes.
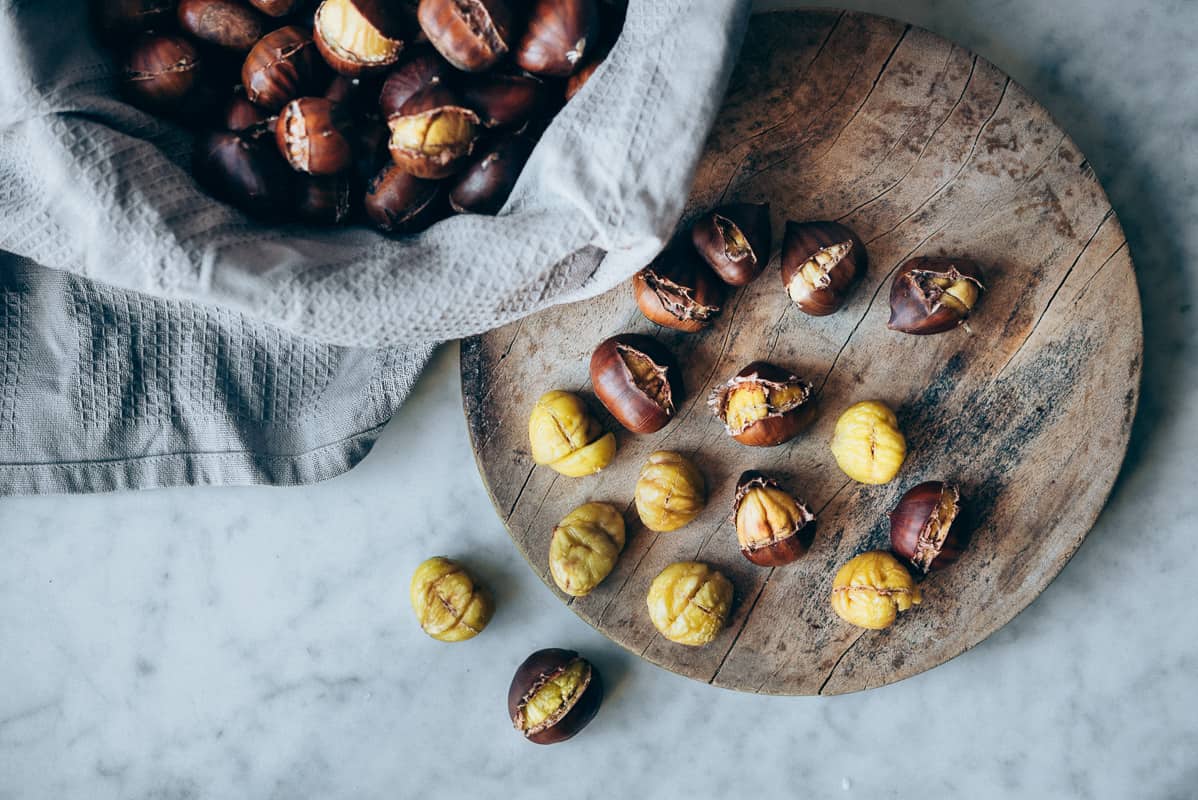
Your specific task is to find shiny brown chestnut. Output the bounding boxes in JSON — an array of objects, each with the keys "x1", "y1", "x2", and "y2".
[
  {"x1": 378, "y1": 47, "x2": 452, "y2": 118},
  {"x1": 589, "y1": 334, "x2": 683, "y2": 435},
  {"x1": 363, "y1": 163, "x2": 444, "y2": 232},
  {"x1": 242, "y1": 26, "x2": 332, "y2": 112},
  {"x1": 314, "y1": 0, "x2": 407, "y2": 76},
  {"x1": 275, "y1": 97, "x2": 355, "y2": 175},
  {"x1": 565, "y1": 55, "x2": 602, "y2": 100},
  {"x1": 194, "y1": 130, "x2": 293, "y2": 219},
  {"x1": 122, "y1": 35, "x2": 205, "y2": 115},
  {"x1": 417, "y1": 0, "x2": 512, "y2": 73},
  {"x1": 460, "y1": 73, "x2": 544, "y2": 129},
  {"x1": 295, "y1": 173, "x2": 353, "y2": 223},
  {"x1": 246, "y1": 0, "x2": 300, "y2": 15},
  {"x1": 223, "y1": 90, "x2": 273, "y2": 134},
  {"x1": 449, "y1": 132, "x2": 535, "y2": 214},
  {"x1": 781, "y1": 220, "x2": 866, "y2": 316},
  {"x1": 889, "y1": 481, "x2": 964, "y2": 573},
  {"x1": 178, "y1": 0, "x2": 266, "y2": 52},
  {"x1": 632, "y1": 243, "x2": 724, "y2": 332},
  {"x1": 888, "y1": 257, "x2": 985, "y2": 335},
  {"x1": 708, "y1": 362, "x2": 813, "y2": 447},
  {"x1": 93, "y1": 0, "x2": 177, "y2": 42},
  {"x1": 690, "y1": 202, "x2": 772, "y2": 287},
  {"x1": 386, "y1": 85, "x2": 479, "y2": 179},
  {"x1": 508, "y1": 649, "x2": 602, "y2": 745},
  {"x1": 515, "y1": 0, "x2": 600, "y2": 77},
  {"x1": 733, "y1": 471, "x2": 815, "y2": 567}
]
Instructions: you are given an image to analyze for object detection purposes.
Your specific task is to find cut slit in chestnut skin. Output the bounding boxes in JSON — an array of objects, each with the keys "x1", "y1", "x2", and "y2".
[
  {"x1": 889, "y1": 481, "x2": 965, "y2": 573},
  {"x1": 275, "y1": 97, "x2": 355, "y2": 175},
  {"x1": 589, "y1": 334, "x2": 683, "y2": 434},
  {"x1": 508, "y1": 649, "x2": 603, "y2": 745},
  {"x1": 781, "y1": 220, "x2": 866, "y2": 316},
  {"x1": 691, "y1": 203, "x2": 772, "y2": 287},
  {"x1": 122, "y1": 35, "x2": 205, "y2": 115},
  {"x1": 708, "y1": 362, "x2": 814, "y2": 447},
  {"x1": 417, "y1": 0, "x2": 513, "y2": 73},
  {"x1": 632, "y1": 243, "x2": 724, "y2": 332},
  {"x1": 888, "y1": 257, "x2": 985, "y2": 335},
  {"x1": 733, "y1": 471, "x2": 816, "y2": 567},
  {"x1": 386, "y1": 85, "x2": 480, "y2": 179},
  {"x1": 242, "y1": 26, "x2": 332, "y2": 112},
  {"x1": 364, "y1": 163, "x2": 445, "y2": 232}
]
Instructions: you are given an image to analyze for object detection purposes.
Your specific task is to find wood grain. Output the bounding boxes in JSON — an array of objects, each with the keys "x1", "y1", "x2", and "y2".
[{"x1": 460, "y1": 10, "x2": 1142, "y2": 695}]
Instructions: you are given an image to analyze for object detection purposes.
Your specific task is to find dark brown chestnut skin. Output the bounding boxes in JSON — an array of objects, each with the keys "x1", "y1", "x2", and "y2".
[
  {"x1": 178, "y1": 0, "x2": 267, "y2": 52},
  {"x1": 194, "y1": 130, "x2": 293, "y2": 219},
  {"x1": 349, "y1": 115, "x2": 391, "y2": 185},
  {"x1": 589, "y1": 334, "x2": 683, "y2": 435},
  {"x1": 313, "y1": 0, "x2": 407, "y2": 77},
  {"x1": 564, "y1": 55, "x2": 601, "y2": 100},
  {"x1": 516, "y1": 0, "x2": 600, "y2": 77},
  {"x1": 460, "y1": 73, "x2": 545, "y2": 129},
  {"x1": 887, "y1": 257, "x2": 986, "y2": 335},
  {"x1": 386, "y1": 85, "x2": 480, "y2": 179},
  {"x1": 780, "y1": 220, "x2": 866, "y2": 316},
  {"x1": 417, "y1": 0, "x2": 512, "y2": 73},
  {"x1": 448, "y1": 132, "x2": 535, "y2": 214},
  {"x1": 242, "y1": 26, "x2": 332, "y2": 112},
  {"x1": 690, "y1": 202, "x2": 772, "y2": 287},
  {"x1": 223, "y1": 90, "x2": 274, "y2": 134},
  {"x1": 632, "y1": 243, "x2": 724, "y2": 332},
  {"x1": 708, "y1": 361, "x2": 814, "y2": 447},
  {"x1": 122, "y1": 35, "x2": 205, "y2": 115},
  {"x1": 246, "y1": 0, "x2": 300, "y2": 15},
  {"x1": 93, "y1": 0, "x2": 177, "y2": 43},
  {"x1": 378, "y1": 47, "x2": 453, "y2": 118},
  {"x1": 275, "y1": 97, "x2": 355, "y2": 175},
  {"x1": 733, "y1": 471, "x2": 816, "y2": 567},
  {"x1": 508, "y1": 649, "x2": 602, "y2": 745},
  {"x1": 295, "y1": 173, "x2": 353, "y2": 223},
  {"x1": 889, "y1": 481, "x2": 965, "y2": 574},
  {"x1": 363, "y1": 163, "x2": 445, "y2": 232}
]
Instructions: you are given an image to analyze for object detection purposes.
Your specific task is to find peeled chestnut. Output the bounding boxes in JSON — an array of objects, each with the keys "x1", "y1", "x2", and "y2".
[
  {"x1": 589, "y1": 334, "x2": 682, "y2": 435},
  {"x1": 508, "y1": 649, "x2": 602, "y2": 745},
  {"x1": 275, "y1": 97, "x2": 355, "y2": 175},
  {"x1": 295, "y1": 173, "x2": 353, "y2": 223},
  {"x1": 242, "y1": 26, "x2": 332, "y2": 112},
  {"x1": 709, "y1": 362, "x2": 813, "y2": 447},
  {"x1": 178, "y1": 0, "x2": 266, "y2": 52},
  {"x1": 122, "y1": 35, "x2": 204, "y2": 115},
  {"x1": 516, "y1": 0, "x2": 600, "y2": 77},
  {"x1": 449, "y1": 132, "x2": 535, "y2": 214},
  {"x1": 386, "y1": 85, "x2": 479, "y2": 178},
  {"x1": 246, "y1": 0, "x2": 300, "y2": 15},
  {"x1": 690, "y1": 203, "x2": 772, "y2": 287},
  {"x1": 460, "y1": 73, "x2": 545, "y2": 129},
  {"x1": 364, "y1": 163, "x2": 444, "y2": 232},
  {"x1": 194, "y1": 130, "x2": 293, "y2": 219},
  {"x1": 314, "y1": 0, "x2": 407, "y2": 76},
  {"x1": 733, "y1": 471, "x2": 815, "y2": 567},
  {"x1": 632, "y1": 243, "x2": 724, "y2": 332},
  {"x1": 781, "y1": 220, "x2": 866, "y2": 316},
  {"x1": 417, "y1": 0, "x2": 512, "y2": 73},
  {"x1": 889, "y1": 481, "x2": 965, "y2": 574},
  {"x1": 93, "y1": 0, "x2": 177, "y2": 42},
  {"x1": 888, "y1": 257, "x2": 985, "y2": 335}
]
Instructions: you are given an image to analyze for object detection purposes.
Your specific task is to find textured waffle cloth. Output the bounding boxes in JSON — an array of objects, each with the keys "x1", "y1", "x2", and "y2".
[{"x1": 0, "y1": 0, "x2": 749, "y2": 495}]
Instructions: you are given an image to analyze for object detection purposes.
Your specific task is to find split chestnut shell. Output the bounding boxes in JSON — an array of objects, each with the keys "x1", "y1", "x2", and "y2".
[
  {"x1": 708, "y1": 362, "x2": 813, "y2": 447},
  {"x1": 589, "y1": 334, "x2": 683, "y2": 434},
  {"x1": 508, "y1": 649, "x2": 603, "y2": 745}
]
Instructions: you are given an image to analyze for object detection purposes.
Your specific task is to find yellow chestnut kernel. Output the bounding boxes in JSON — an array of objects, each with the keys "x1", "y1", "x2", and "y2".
[
  {"x1": 549, "y1": 502, "x2": 626, "y2": 597},
  {"x1": 738, "y1": 486, "x2": 806, "y2": 549},
  {"x1": 829, "y1": 400, "x2": 907, "y2": 484},
  {"x1": 390, "y1": 109, "x2": 476, "y2": 155},
  {"x1": 410, "y1": 556, "x2": 493, "y2": 642},
  {"x1": 934, "y1": 276, "x2": 980, "y2": 312},
  {"x1": 528, "y1": 390, "x2": 615, "y2": 477},
  {"x1": 634, "y1": 451, "x2": 706, "y2": 532},
  {"x1": 316, "y1": 0, "x2": 402, "y2": 63},
  {"x1": 522, "y1": 659, "x2": 588, "y2": 729},
  {"x1": 830, "y1": 551, "x2": 921, "y2": 630},
  {"x1": 725, "y1": 383, "x2": 769, "y2": 430},
  {"x1": 646, "y1": 561, "x2": 733, "y2": 646}
]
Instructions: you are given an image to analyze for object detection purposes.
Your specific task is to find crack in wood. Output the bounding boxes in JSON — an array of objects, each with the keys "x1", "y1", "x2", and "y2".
[{"x1": 817, "y1": 630, "x2": 866, "y2": 694}]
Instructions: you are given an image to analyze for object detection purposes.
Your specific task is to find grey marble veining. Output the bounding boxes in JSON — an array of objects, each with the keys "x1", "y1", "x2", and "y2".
[{"x1": 1, "y1": 1, "x2": 1196, "y2": 798}]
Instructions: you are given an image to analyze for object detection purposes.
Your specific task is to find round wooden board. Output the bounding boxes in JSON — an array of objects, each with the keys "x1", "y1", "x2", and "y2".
[{"x1": 460, "y1": 9, "x2": 1142, "y2": 695}]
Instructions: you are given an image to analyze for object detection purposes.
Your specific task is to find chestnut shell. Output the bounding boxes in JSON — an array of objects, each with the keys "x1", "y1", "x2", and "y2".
[
  {"x1": 378, "y1": 47, "x2": 453, "y2": 118},
  {"x1": 449, "y1": 132, "x2": 535, "y2": 214},
  {"x1": 589, "y1": 334, "x2": 683, "y2": 435},
  {"x1": 295, "y1": 173, "x2": 353, "y2": 224},
  {"x1": 708, "y1": 361, "x2": 814, "y2": 447},
  {"x1": 122, "y1": 35, "x2": 204, "y2": 115},
  {"x1": 247, "y1": 0, "x2": 301, "y2": 16},
  {"x1": 275, "y1": 97, "x2": 355, "y2": 175},
  {"x1": 242, "y1": 26, "x2": 332, "y2": 112},
  {"x1": 515, "y1": 0, "x2": 600, "y2": 77},
  {"x1": 460, "y1": 73, "x2": 545, "y2": 129},
  {"x1": 417, "y1": 0, "x2": 512, "y2": 73},
  {"x1": 364, "y1": 163, "x2": 445, "y2": 232},
  {"x1": 733, "y1": 471, "x2": 816, "y2": 567},
  {"x1": 93, "y1": 0, "x2": 178, "y2": 43},
  {"x1": 313, "y1": 0, "x2": 407, "y2": 77},
  {"x1": 507, "y1": 649, "x2": 602, "y2": 745},
  {"x1": 691, "y1": 202, "x2": 772, "y2": 287},
  {"x1": 780, "y1": 220, "x2": 866, "y2": 316},
  {"x1": 887, "y1": 257, "x2": 986, "y2": 335},
  {"x1": 194, "y1": 130, "x2": 293, "y2": 220},
  {"x1": 888, "y1": 481, "x2": 965, "y2": 573},
  {"x1": 178, "y1": 0, "x2": 266, "y2": 53},
  {"x1": 386, "y1": 85, "x2": 480, "y2": 179},
  {"x1": 632, "y1": 243, "x2": 725, "y2": 332}
]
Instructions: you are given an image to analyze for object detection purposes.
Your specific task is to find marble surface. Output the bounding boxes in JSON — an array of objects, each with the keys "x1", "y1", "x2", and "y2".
[{"x1": 1, "y1": 1, "x2": 1196, "y2": 797}]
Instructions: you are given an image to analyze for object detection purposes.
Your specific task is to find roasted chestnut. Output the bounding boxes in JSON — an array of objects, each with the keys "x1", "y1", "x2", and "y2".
[
  {"x1": 93, "y1": 0, "x2": 177, "y2": 42},
  {"x1": 733, "y1": 471, "x2": 814, "y2": 567},
  {"x1": 889, "y1": 481, "x2": 964, "y2": 573},
  {"x1": 417, "y1": 0, "x2": 512, "y2": 73},
  {"x1": 275, "y1": 97, "x2": 355, "y2": 175},
  {"x1": 386, "y1": 85, "x2": 479, "y2": 178},
  {"x1": 830, "y1": 551, "x2": 921, "y2": 630},
  {"x1": 122, "y1": 35, "x2": 204, "y2": 115},
  {"x1": 508, "y1": 649, "x2": 602, "y2": 745},
  {"x1": 349, "y1": 115, "x2": 391, "y2": 183},
  {"x1": 242, "y1": 26, "x2": 331, "y2": 111},
  {"x1": 635, "y1": 451, "x2": 706, "y2": 532},
  {"x1": 781, "y1": 220, "x2": 866, "y2": 315},
  {"x1": 363, "y1": 163, "x2": 444, "y2": 232},
  {"x1": 632, "y1": 243, "x2": 724, "y2": 332},
  {"x1": 246, "y1": 0, "x2": 300, "y2": 15},
  {"x1": 690, "y1": 202, "x2": 772, "y2": 287},
  {"x1": 887, "y1": 257, "x2": 985, "y2": 335},
  {"x1": 460, "y1": 73, "x2": 544, "y2": 129},
  {"x1": 516, "y1": 0, "x2": 600, "y2": 77},
  {"x1": 194, "y1": 130, "x2": 293, "y2": 219},
  {"x1": 378, "y1": 47, "x2": 453, "y2": 117},
  {"x1": 589, "y1": 333, "x2": 682, "y2": 435},
  {"x1": 448, "y1": 131, "x2": 535, "y2": 214},
  {"x1": 314, "y1": 0, "x2": 407, "y2": 76},
  {"x1": 295, "y1": 173, "x2": 353, "y2": 223},
  {"x1": 222, "y1": 89, "x2": 273, "y2": 134},
  {"x1": 178, "y1": 0, "x2": 266, "y2": 52},
  {"x1": 709, "y1": 362, "x2": 813, "y2": 447}
]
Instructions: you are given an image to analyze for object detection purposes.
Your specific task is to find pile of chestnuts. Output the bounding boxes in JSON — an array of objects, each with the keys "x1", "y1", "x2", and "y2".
[{"x1": 95, "y1": 0, "x2": 624, "y2": 229}]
